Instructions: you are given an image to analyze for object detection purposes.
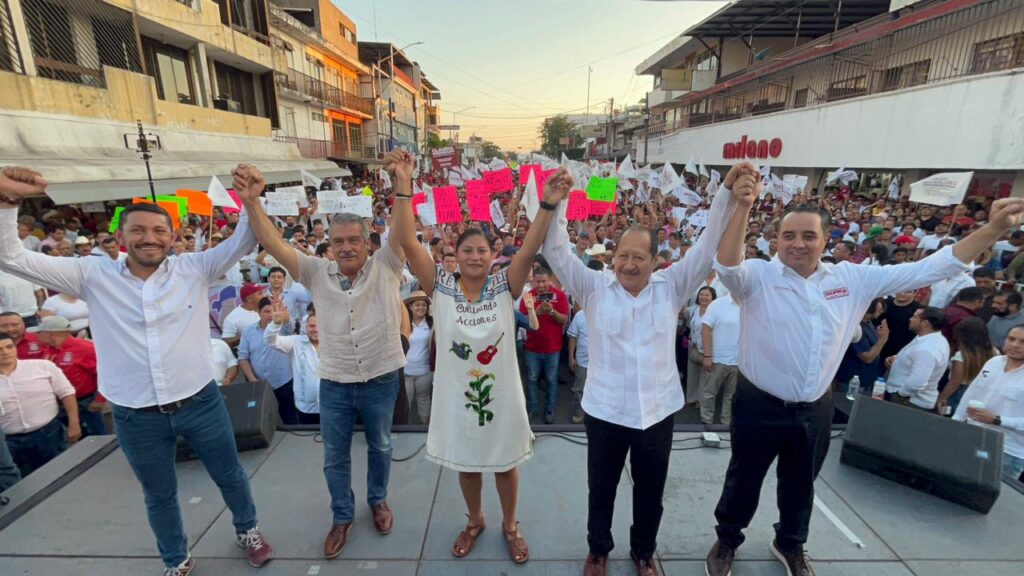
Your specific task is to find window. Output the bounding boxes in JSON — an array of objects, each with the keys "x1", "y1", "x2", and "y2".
[
  {"x1": 23, "y1": 0, "x2": 78, "y2": 81},
  {"x1": 143, "y1": 38, "x2": 195, "y2": 105},
  {"x1": 332, "y1": 119, "x2": 348, "y2": 150},
  {"x1": 880, "y1": 59, "x2": 930, "y2": 92},
  {"x1": 793, "y1": 88, "x2": 809, "y2": 108},
  {"x1": 282, "y1": 107, "x2": 296, "y2": 136},
  {"x1": 826, "y1": 75, "x2": 867, "y2": 101},
  {"x1": 214, "y1": 61, "x2": 257, "y2": 115},
  {"x1": 312, "y1": 112, "x2": 326, "y2": 122},
  {"x1": 971, "y1": 32, "x2": 1024, "y2": 74},
  {"x1": 696, "y1": 52, "x2": 717, "y2": 71},
  {"x1": 340, "y1": 24, "x2": 354, "y2": 43}
]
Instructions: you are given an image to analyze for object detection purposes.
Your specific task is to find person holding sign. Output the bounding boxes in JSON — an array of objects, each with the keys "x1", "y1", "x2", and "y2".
[
  {"x1": 704, "y1": 180, "x2": 1024, "y2": 576},
  {"x1": 391, "y1": 150, "x2": 571, "y2": 565},
  {"x1": 233, "y1": 164, "x2": 406, "y2": 561},
  {"x1": 534, "y1": 162, "x2": 755, "y2": 576},
  {"x1": 0, "y1": 165, "x2": 274, "y2": 575}
]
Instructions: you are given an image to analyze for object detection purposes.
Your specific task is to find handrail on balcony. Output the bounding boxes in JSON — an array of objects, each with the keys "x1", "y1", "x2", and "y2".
[
  {"x1": 278, "y1": 136, "x2": 370, "y2": 160},
  {"x1": 275, "y1": 67, "x2": 373, "y2": 115}
]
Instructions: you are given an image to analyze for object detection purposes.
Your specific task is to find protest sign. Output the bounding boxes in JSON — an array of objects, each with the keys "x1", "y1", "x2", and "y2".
[
  {"x1": 689, "y1": 209, "x2": 710, "y2": 229},
  {"x1": 467, "y1": 189, "x2": 491, "y2": 222},
  {"x1": 483, "y1": 168, "x2": 513, "y2": 193},
  {"x1": 519, "y1": 164, "x2": 542, "y2": 188},
  {"x1": 909, "y1": 172, "x2": 974, "y2": 206},
  {"x1": 300, "y1": 169, "x2": 322, "y2": 190},
  {"x1": 341, "y1": 195, "x2": 374, "y2": 218},
  {"x1": 412, "y1": 192, "x2": 427, "y2": 216},
  {"x1": 433, "y1": 186, "x2": 462, "y2": 224},
  {"x1": 670, "y1": 186, "x2": 702, "y2": 206},
  {"x1": 108, "y1": 207, "x2": 125, "y2": 233},
  {"x1": 465, "y1": 179, "x2": 490, "y2": 196},
  {"x1": 264, "y1": 192, "x2": 300, "y2": 216},
  {"x1": 586, "y1": 177, "x2": 617, "y2": 202},
  {"x1": 490, "y1": 200, "x2": 506, "y2": 229},
  {"x1": 316, "y1": 190, "x2": 345, "y2": 214},
  {"x1": 589, "y1": 199, "x2": 616, "y2": 217},
  {"x1": 81, "y1": 201, "x2": 106, "y2": 213},
  {"x1": 567, "y1": 190, "x2": 590, "y2": 221},
  {"x1": 419, "y1": 187, "x2": 437, "y2": 226},
  {"x1": 827, "y1": 167, "x2": 858, "y2": 185},
  {"x1": 174, "y1": 189, "x2": 213, "y2": 217},
  {"x1": 276, "y1": 185, "x2": 308, "y2": 208},
  {"x1": 536, "y1": 168, "x2": 558, "y2": 198}
]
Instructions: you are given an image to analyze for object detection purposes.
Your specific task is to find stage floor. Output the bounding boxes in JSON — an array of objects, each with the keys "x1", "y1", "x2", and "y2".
[{"x1": 1, "y1": 431, "x2": 1022, "y2": 575}]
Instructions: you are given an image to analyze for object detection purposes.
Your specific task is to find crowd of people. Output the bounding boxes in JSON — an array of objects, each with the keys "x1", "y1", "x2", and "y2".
[{"x1": 0, "y1": 153, "x2": 1023, "y2": 576}]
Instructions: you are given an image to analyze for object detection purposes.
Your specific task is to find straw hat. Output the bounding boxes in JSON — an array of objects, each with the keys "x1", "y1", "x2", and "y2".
[{"x1": 404, "y1": 290, "x2": 431, "y2": 305}]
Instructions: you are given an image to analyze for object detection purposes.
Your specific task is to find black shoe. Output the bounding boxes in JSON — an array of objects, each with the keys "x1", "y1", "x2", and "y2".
[
  {"x1": 704, "y1": 540, "x2": 735, "y2": 576},
  {"x1": 770, "y1": 539, "x2": 814, "y2": 576}
]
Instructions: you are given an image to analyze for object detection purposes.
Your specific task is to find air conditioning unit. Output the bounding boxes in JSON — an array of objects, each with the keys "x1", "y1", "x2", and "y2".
[{"x1": 213, "y1": 97, "x2": 242, "y2": 113}]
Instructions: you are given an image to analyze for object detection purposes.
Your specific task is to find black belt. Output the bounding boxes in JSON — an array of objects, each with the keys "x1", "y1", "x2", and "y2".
[
  {"x1": 738, "y1": 373, "x2": 831, "y2": 408},
  {"x1": 134, "y1": 388, "x2": 205, "y2": 414}
]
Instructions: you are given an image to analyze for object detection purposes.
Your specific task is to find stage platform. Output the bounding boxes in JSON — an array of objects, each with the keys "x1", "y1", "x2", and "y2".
[{"x1": 1, "y1": 431, "x2": 1022, "y2": 575}]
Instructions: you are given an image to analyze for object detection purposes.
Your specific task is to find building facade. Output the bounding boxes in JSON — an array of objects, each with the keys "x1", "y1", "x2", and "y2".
[
  {"x1": 635, "y1": 0, "x2": 1024, "y2": 198},
  {"x1": 0, "y1": 0, "x2": 341, "y2": 203}
]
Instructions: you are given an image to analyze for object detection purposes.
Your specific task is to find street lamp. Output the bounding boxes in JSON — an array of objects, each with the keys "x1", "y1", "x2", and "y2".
[{"x1": 451, "y1": 106, "x2": 475, "y2": 143}]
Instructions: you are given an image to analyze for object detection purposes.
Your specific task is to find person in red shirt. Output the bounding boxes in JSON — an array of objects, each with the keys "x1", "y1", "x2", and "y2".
[
  {"x1": 519, "y1": 268, "x2": 569, "y2": 423},
  {"x1": 0, "y1": 311, "x2": 51, "y2": 360},
  {"x1": 35, "y1": 315, "x2": 106, "y2": 437}
]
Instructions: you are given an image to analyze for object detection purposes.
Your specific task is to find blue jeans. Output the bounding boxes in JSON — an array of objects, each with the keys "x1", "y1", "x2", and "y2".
[
  {"x1": 5, "y1": 418, "x2": 66, "y2": 477},
  {"x1": 112, "y1": 382, "x2": 257, "y2": 568},
  {"x1": 320, "y1": 370, "x2": 400, "y2": 525},
  {"x1": 525, "y1": 351, "x2": 560, "y2": 416},
  {"x1": 0, "y1": 427, "x2": 23, "y2": 491}
]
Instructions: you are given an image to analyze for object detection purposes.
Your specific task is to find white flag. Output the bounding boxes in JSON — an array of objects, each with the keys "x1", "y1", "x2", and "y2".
[
  {"x1": 827, "y1": 167, "x2": 858, "y2": 185},
  {"x1": 647, "y1": 170, "x2": 661, "y2": 190},
  {"x1": 560, "y1": 152, "x2": 571, "y2": 168},
  {"x1": 490, "y1": 200, "x2": 506, "y2": 230},
  {"x1": 661, "y1": 162, "x2": 682, "y2": 192},
  {"x1": 207, "y1": 176, "x2": 236, "y2": 208},
  {"x1": 618, "y1": 153, "x2": 636, "y2": 178},
  {"x1": 887, "y1": 177, "x2": 901, "y2": 200},
  {"x1": 698, "y1": 159, "x2": 709, "y2": 179},
  {"x1": 379, "y1": 169, "x2": 392, "y2": 190},
  {"x1": 684, "y1": 155, "x2": 698, "y2": 176},
  {"x1": 300, "y1": 169, "x2": 323, "y2": 190},
  {"x1": 448, "y1": 167, "x2": 465, "y2": 187},
  {"x1": 617, "y1": 173, "x2": 634, "y2": 191},
  {"x1": 671, "y1": 186, "x2": 702, "y2": 206},
  {"x1": 419, "y1": 185, "x2": 437, "y2": 226},
  {"x1": 909, "y1": 172, "x2": 973, "y2": 206},
  {"x1": 489, "y1": 158, "x2": 508, "y2": 170},
  {"x1": 520, "y1": 169, "x2": 540, "y2": 222}
]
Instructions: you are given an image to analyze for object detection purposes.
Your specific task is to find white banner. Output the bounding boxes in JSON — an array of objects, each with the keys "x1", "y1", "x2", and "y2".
[
  {"x1": 316, "y1": 190, "x2": 345, "y2": 214},
  {"x1": 265, "y1": 192, "x2": 300, "y2": 216},
  {"x1": 909, "y1": 172, "x2": 974, "y2": 206},
  {"x1": 827, "y1": 167, "x2": 858, "y2": 185},
  {"x1": 688, "y1": 209, "x2": 710, "y2": 229},
  {"x1": 276, "y1": 185, "x2": 308, "y2": 208},
  {"x1": 341, "y1": 195, "x2": 374, "y2": 218},
  {"x1": 671, "y1": 186, "x2": 702, "y2": 206}
]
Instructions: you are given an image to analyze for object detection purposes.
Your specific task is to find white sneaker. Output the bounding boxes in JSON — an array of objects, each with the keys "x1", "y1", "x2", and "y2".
[{"x1": 163, "y1": 556, "x2": 195, "y2": 576}]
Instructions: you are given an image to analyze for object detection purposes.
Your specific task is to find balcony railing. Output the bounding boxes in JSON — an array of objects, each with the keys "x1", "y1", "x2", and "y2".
[
  {"x1": 650, "y1": 0, "x2": 1024, "y2": 137},
  {"x1": 275, "y1": 68, "x2": 373, "y2": 116},
  {"x1": 276, "y1": 136, "x2": 375, "y2": 160}
]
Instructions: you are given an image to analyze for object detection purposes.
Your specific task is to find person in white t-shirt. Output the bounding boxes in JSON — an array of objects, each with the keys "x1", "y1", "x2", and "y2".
[
  {"x1": 885, "y1": 307, "x2": 950, "y2": 410},
  {"x1": 403, "y1": 291, "x2": 434, "y2": 425},
  {"x1": 916, "y1": 221, "x2": 956, "y2": 259},
  {"x1": 220, "y1": 283, "x2": 264, "y2": 347},
  {"x1": 700, "y1": 293, "x2": 741, "y2": 425},
  {"x1": 39, "y1": 292, "x2": 89, "y2": 333},
  {"x1": 210, "y1": 338, "x2": 238, "y2": 385},
  {"x1": 927, "y1": 271, "x2": 975, "y2": 309},
  {"x1": 567, "y1": 308, "x2": 589, "y2": 424}
]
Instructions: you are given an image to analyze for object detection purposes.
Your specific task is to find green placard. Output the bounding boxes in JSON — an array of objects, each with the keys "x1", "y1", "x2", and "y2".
[
  {"x1": 108, "y1": 206, "x2": 125, "y2": 233},
  {"x1": 155, "y1": 195, "x2": 188, "y2": 219},
  {"x1": 585, "y1": 177, "x2": 617, "y2": 202}
]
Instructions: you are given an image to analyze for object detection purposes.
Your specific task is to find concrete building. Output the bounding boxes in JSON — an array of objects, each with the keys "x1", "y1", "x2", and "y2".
[
  {"x1": 269, "y1": 1, "x2": 375, "y2": 167},
  {"x1": 634, "y1": 0, "x2": 1024, "y2": 197},
  {"x1": 0, "y1": 0, "x2": 342, "y2": 203}
]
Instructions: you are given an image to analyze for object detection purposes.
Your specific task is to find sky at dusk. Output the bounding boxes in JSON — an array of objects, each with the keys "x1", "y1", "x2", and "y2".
[{"x1": 332, "y1": 0, "x2": 727, "y2": 152}]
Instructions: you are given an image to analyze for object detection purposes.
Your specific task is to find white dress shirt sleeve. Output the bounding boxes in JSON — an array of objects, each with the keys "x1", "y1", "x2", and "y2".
[
  {"x1": 665, "y1": 185, "x2": 735, "y2": 309},
  {"x1": 541, "y1": 203, "x2": 601, "y2": 305},
  {"x1": 856, "y1": 246, "x2": 970, "y2": 298},
  {"x1": 184, "y1": 209, "x2": 258, "y2": 282},
  {"x1": 46, "y1": 360, "x2": 76, "y2": 400},
  {"x1": 0, "y1": 208, "x2": 88, "y2": 297},
  {"x1": 264, "y1": 321, "x2": 296, "y2": 354},
  {"x1": 713, "y1": 257, "x2": 764, "y2": 301}
]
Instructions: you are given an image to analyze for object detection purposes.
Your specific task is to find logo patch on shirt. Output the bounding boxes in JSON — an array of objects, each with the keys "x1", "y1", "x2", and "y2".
[
  {"x1": 824, "y1": 288, "x2": 849, "y2": 300},
  {"x1": 62, "y1": 352, "x2": 74, "y2": 363},
  {"x1": 29, "y1": 342, "x2": 39, "y2": 352}
]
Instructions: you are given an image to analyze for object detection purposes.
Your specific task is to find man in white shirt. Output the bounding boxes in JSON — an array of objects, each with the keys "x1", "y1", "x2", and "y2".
[
  {"x1": 0, "y1": 165, "x2": 274, "y2": 575},
  {"x1": 0, "y1": 268, "x2": 43, "y2": 328},
  {"x1": 704, "y1": 183, "x2": 1024, "y2": 576},
  {"x1": 885, "y1": 307, "x2": 949, "y2": 410},
  {"x1": 567, "y1": 308, "x2": 589, "y2": 425},
  {"x1": 17, "y1": 220, "x2": 39, "y2": 252},
  {"x1": 700, "y1": 293, "x2": 740, "y2": 425},
  {"x1": 927, "y1": 270, "x2": 975, "y2": 309},
  {"x1": 915, "y1": 221, "x2": 956, "y2": 259},
  {"x1": 220, "y1": 283, "x2": 264, "y2": 347},
  {"x1": 538, "y1": 162, "x2": 756, "y2": 576},
  {"x1": 954, "y1": 324, "x2": 1024, "y2": 480},
  {"x1": 210, "y1": 338, "x2": 238, "y2": 385}
]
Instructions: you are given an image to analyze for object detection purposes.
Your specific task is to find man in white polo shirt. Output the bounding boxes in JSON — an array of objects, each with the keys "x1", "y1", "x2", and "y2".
[
  {"x1": 885, "y1": 307, "x2": 949, "y2": 411},
  {"x1": 704, "y1": 186, "x2": 1024, "y2": 576},
  {"x1": 954, "y1": 324, "x2": 1024, "y2": 480},
  {"x1": 700, "y1": 293, "x2": 741, "y2": 425}
]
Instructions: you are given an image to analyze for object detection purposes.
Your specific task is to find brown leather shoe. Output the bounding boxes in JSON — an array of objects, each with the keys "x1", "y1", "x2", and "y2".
[
  {"x1": 323, "y1": 523, "x2": 352, "y2": 559},
  {"x1": 371, "y1": 502, "x2": 393, "y2": 535},
  {"x1": 584, "y1": 554, "x2": 608, "y2": 576},
  {"x1": 630, "y1": 551, "x2": 661, "y2": 576}
]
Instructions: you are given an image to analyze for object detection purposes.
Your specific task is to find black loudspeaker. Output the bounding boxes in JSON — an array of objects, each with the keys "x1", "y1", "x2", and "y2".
[
  {"x1": 840, "y1": 395, "x2": 1003, "y2": 513},
  {"x1": 176, "y1": 381, "x2": 279, "y2": 461}
]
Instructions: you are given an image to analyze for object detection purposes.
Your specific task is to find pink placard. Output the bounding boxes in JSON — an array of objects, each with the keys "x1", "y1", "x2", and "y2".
[
  {"x1": 536, "y1": 169, "x2": 558, "y2": 199},
  {"x1": 483, "y1": 168, "x2": 513, "y2": 193},
  {"x1": 465, "y1": 179, "x2": 490, "y2": 195},
  {"x1": 588, "y1": 199, "x2": 616, "y2": 217},
  {"x1": 411, "y1": 192, "x2": 426, "y2": 215},
  {"x1": 519, "y1": 164, "x2": 542, "y2": 187},
  {"x1": 432, "y1": 186, "x2": 462, "y2": 224},
  {"x1": 566, "y1": 190, "x2": 589, "y2": 221},
  {"x1": 467, "y1": 189, "x2": 491, "y2": 222},
  {"x1": 224, "y1": 189, "x2": 242, "y2": 214}
]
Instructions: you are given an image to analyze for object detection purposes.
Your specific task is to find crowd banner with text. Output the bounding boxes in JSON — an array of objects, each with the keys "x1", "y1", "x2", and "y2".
[
  {"x1": 174, "y1": 189, "x2": 213, "y2": 217},
  {"x1": 467, "y1": 189, "x2": 491, "y2": 222},
  {"x1": 909, "y1": 172, "x2": 974, "y2": 206},
  {"x1": 316, "y1": 190, "x2": 345, "y2": 214},
  {"x1": 483, "y1": 168, "x2": 513, "y2": 193},
  {"x1": 276, "y1": 185, "x2": 308, "y2": 208},
  {"x1": 465, "y1": 179, "x2": 490, "y2": 196},
  {"x1": 341, "y1": 195, "x2": 374, "y2": 218},
  {"x1": 490, "y1": 200, "x2": 506, "y2": 229},
  {"x1": 431, "y1": 146, "x2": 459, "y2": 169},
  {"x1": 566, "y1": 190, "x2": 590, "y2": 221},
  {"x1": 585, "y1": 177, "x2": 617, "y2": 202},
  {"x1": 265, "y1": 192, "x2": 300, "y2": 216},
  {"x1": 433, "y1": 186, "x2": 463, "y2": 224}
]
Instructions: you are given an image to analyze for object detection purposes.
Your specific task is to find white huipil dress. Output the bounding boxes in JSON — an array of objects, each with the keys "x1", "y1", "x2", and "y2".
[{"x1": 425, "y1": 267, "x2": 534, "y2": 472}]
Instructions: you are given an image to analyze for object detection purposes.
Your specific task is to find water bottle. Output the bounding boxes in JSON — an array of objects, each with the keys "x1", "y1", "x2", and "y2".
[
  {"x1": 871, "y1": 377, "x2": 886, "y2": 400},
  {"x1": 846, "y1": 376, "x2": 860, "y2": 401}
]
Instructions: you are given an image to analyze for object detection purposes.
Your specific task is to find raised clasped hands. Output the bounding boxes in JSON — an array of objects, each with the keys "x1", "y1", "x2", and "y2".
[{"x1": 0, "y1": 166, "x2": 47, "y2": 206}]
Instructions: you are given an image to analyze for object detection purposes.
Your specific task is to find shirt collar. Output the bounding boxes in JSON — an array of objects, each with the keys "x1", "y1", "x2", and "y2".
[{"x1": 770, "y1": 256, "x2": 833, "y2": 280}]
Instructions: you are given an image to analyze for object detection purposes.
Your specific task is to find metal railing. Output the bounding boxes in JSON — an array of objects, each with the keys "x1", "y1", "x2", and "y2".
[
  {"x1": 275, "y1": 136, "x2": 373, "y2": 160},
  {"x1": 17, "y1": 0, "x2": 142, "y2": 87},
  {"x1": 275, "y1": 67, "x2": 373, "y2": 115},
  {"x1": 658, "y1": 0, "x2": 1024, "y2": 136}
]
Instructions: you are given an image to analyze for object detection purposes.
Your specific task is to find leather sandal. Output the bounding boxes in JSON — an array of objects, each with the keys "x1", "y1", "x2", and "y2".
[
  {"x1": 452, "y1": 516, "x2": 486, "y2": 558},
  {"x1": 502, "y1": 522, "x2": 529, "y2": 564}
]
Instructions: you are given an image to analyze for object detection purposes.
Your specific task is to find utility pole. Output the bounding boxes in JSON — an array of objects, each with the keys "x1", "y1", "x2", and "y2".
[
  {"x1": 585, "y1": 66, "x2": 592, "y2": 126},
  {"x1": 607, "y1": 97, "x2": 614, "y2": 159},
  {"x1": 642, "y1": 99, "x2": 650, "y2": 164}
]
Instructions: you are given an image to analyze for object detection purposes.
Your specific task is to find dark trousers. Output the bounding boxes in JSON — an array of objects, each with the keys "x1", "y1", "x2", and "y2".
[
  {"x1": 272, "y1": 380, "x2": 298, "y2": 425},
  {"x1": 5, "y1": 418, "x2": 66, "y2": 478},
  {"x1": 585, "y1": 412, "x2": 674, "y2": 560},
  {"x1": 296, "y1": 411, "x2": 321, "y2": 425},
  {"x1": 59, "y1": 393, "x2": 107, "y2": 438},
  {"x1": 714, "y1": 375, "x2": 833, "y2": 554}
]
